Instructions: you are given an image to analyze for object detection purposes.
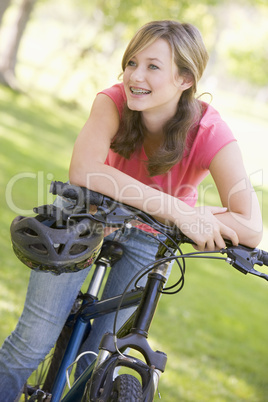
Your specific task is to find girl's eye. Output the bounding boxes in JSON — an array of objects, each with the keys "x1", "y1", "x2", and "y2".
[
  {"x1": 127, "y1": 60, "x2": 136, "y2": 67},
  {"x1": 149, "y1": 64, "x2": 159, "y2": 70}
]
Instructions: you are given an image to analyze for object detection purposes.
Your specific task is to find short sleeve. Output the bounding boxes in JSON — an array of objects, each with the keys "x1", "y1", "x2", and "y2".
[
  {"x1": 98, "y1": 83, "x2": 126, "y2": 118},
  {"x1": 193, "y1": 104, "x2": 236, "y2": 169}
]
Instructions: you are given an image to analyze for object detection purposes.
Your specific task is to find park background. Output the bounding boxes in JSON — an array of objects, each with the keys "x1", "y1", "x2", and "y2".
[{"x1": 0, "y1": 0, "x2": 268, "y2": 400}]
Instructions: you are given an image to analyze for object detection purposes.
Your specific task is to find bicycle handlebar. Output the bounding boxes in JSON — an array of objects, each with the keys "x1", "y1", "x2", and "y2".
[
  {"x1": 50, "y1": 180, "x2": 104, "y2": 207},
  {"x1": 49, "y1": 181, "x2": 268, "y2": 282},
  {"x1": 222, "y1": 245, "x2": 268, "y2": 281},
  {"x1": 258, "y1": 249, "x2": 268, "y2": 266},
  {"x1": 50, "y1": 181, "x2": 192, "y2": 239}
]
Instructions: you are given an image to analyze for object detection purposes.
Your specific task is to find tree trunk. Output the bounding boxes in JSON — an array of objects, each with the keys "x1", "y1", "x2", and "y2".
[
  {"x1": 0, "y1": 0, "x2": 38, "y2": 89},
  {"x1": 0, "y1": 0, "x2": 11, "y2": 26}
]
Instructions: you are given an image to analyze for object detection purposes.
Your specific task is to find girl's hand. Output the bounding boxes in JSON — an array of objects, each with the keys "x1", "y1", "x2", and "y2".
[{"x1": 178, "y1": 206, "x2": 239, "y2": 251}]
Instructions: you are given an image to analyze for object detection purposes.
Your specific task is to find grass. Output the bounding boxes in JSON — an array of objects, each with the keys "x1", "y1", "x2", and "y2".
[
  {"x1": 150, "y1": 251, "x2": 268, "y2": 401},
  {"x1": 1, "y1": 84, "x2": 268, "y2": 401},
  {"x1": 0, "y1": 86, "x2": 87, "y2": 341}
]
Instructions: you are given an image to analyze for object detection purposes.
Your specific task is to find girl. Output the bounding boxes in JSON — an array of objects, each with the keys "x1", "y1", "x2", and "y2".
[{"x1": 0, "y1": 20, "x2": 262, "y2": 400}]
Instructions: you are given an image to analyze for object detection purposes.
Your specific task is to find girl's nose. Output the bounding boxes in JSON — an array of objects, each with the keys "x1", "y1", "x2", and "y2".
[{"x1": 130, "y1": 66, "x2": 144, "y2": 83}]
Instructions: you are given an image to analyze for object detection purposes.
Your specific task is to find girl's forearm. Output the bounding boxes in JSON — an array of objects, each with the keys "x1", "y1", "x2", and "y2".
[
  {"x1": 69, "y1": 162, "x2": 240, "y2": 249},
  {"x1": 69, "y1": 161, "x2": 193, "y2": 226},
  {"x1": 214, "y1": 211, "x2": 262, "y2": 248}
]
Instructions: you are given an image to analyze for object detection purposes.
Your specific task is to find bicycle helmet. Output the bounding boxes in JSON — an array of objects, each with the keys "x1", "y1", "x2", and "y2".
[{"x1": 10, "y1": 205, "x2": 104, "y2": 275}]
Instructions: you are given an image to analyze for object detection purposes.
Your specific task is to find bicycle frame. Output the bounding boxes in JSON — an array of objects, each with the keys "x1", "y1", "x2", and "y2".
[
  {"x1": 47, "y1": 252, "x2": 142, "y2": 401},
  {"x1": 31, "y1": 237, "x2": 173, "y2": 402},
  {"x1": 50, "y1": 288, "x2": 144, "y2": 401},
  {"x1": 47, "y1": 238, "x2": 175, "y2": 402}
]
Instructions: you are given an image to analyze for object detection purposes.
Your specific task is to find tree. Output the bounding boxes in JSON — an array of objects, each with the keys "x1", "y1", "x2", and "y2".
[
  {"x1": 0, "y1": 0, "x2": 11, "y2": 26},
  {"x1": 0, "y1": 0, "x2": 38, "y2": 89}
]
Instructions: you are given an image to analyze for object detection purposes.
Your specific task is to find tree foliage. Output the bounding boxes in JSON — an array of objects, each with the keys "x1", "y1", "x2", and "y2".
[
  {"x1": 224, "y1": 4, "x2": 268, "y2": 88},
  {"x1": 0, "y1": 0, "x2": 267, "y2": 99}
]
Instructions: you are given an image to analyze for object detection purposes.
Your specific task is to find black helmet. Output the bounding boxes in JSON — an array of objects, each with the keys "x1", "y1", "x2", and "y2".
[{"x1": 10, "y1": 205, "x2": 104, "y2": 275}]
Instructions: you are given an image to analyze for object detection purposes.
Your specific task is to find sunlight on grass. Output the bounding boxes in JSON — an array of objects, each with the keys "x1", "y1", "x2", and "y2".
[
  {"x1": 149, "y1": 245, "x2": 268, "y2": 401},
  {"x1": 0, "y1": 295, "x2": 18, "y2": 313},
  {"x1": 160, "y1": 355, "x2": 258, "y2": 402}
]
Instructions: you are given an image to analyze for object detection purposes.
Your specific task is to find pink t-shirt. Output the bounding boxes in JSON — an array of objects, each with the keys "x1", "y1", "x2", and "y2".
[{"x1": 100, "y1": 83, "x2": 236, "y2": 208}]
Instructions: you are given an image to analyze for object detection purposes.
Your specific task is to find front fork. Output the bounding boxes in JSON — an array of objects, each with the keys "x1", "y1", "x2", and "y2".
[{"x1": 89, "y1": 238, "x2": 177, "y2": 400}]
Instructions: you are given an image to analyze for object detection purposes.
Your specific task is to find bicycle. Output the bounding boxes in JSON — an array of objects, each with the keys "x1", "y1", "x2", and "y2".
[{"x1": 13, "y1": 180, "x2": 268, "y2": 402}]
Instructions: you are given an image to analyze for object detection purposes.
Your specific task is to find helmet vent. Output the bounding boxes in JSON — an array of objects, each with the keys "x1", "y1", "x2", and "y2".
[
  {"x1": 53, "y1": 243, "x2": 65, "y2": 254},
  {"x1": 69, "y1": 244, "x2": 88, "y2": 255},
  {"x1": 29, "y1": 243, "x2": 48, "y2": 255},
  {"x1": 22, "y1": 228, "x2": 38, "y2": 237},
  {"x1": 78, "y1": 228, "x2": 91, "y2": 238}
]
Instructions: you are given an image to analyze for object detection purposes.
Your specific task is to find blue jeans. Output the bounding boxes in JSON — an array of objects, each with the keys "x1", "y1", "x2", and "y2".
[{"x1": 0, "y1": 223, "x2": 167, "y2": 401}]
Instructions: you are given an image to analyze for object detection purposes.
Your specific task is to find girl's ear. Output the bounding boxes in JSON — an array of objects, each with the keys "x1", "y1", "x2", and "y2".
[{"x1": 175, "y1": 72, "x2": 194, "y2": 91}]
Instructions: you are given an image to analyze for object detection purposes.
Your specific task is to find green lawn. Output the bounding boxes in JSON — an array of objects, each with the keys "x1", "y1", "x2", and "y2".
[{"x1": 1, "y1": 85, "x2": 268, "y2": 401}]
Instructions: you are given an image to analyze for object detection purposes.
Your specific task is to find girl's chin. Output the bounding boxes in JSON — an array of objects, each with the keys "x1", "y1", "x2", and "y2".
[
  {"x1": 126, "y1": 98, "x2": 149, "y2": 111},
  {"x1": 126, "y1": 102, "x2": 144, "y2": 112}
]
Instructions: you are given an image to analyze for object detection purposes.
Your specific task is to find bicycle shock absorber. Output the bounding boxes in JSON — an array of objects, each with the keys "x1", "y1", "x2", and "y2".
[
  {"x1": 130, "y1": 267, "x2": 167, "y2": 338},
  {"x1": 130, "y1": 237, "x2": 176, "y2": 338},
  {"x1": 86, "y1": 238, "x2": 178, "y2": 401}
]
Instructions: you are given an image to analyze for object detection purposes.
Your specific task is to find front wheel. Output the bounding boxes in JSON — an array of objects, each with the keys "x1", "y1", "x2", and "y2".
[{"x1": 109, "y1": 374, "x2": 143, "y2": 402}]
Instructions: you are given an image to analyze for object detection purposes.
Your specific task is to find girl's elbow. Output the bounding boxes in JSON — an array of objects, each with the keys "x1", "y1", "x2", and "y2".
[
  {"x1": 69, "y1": 165, "x2": 84, "y2": 187},
  {"x1": 249, "y1": 229, "x2": 263, "y2": 248},
  {"x1": 241, "y1": 226, "x2": 263, "y2": 249}
]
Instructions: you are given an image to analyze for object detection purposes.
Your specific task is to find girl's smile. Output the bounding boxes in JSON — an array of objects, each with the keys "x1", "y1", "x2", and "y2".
[{"x1": 129, "y1": 86, "x2": 151, "y2": 95}]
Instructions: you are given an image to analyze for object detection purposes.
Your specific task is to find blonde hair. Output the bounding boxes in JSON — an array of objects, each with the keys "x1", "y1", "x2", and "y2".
[{"x1": 111, "y1": 20, "x2": 209, "y2": 176}]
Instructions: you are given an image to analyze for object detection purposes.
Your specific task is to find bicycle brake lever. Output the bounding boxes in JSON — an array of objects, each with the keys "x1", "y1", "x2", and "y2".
[{"x1": 221, "y1": 245, "x2": 268, "y2": 281}]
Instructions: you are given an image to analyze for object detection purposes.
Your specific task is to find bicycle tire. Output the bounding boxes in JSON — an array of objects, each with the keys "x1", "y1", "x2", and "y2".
[{"x1": 108, "y1": 374, "x2": 143, "y2": 402}]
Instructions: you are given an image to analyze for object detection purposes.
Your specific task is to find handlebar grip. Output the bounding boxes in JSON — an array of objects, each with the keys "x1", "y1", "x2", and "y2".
[
  {"x1": 50, "y1": 181, "x2": 104, "y2": 206},
  {"x1": 258, "y1": 249, "x2": 268, "y2": 266}
]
